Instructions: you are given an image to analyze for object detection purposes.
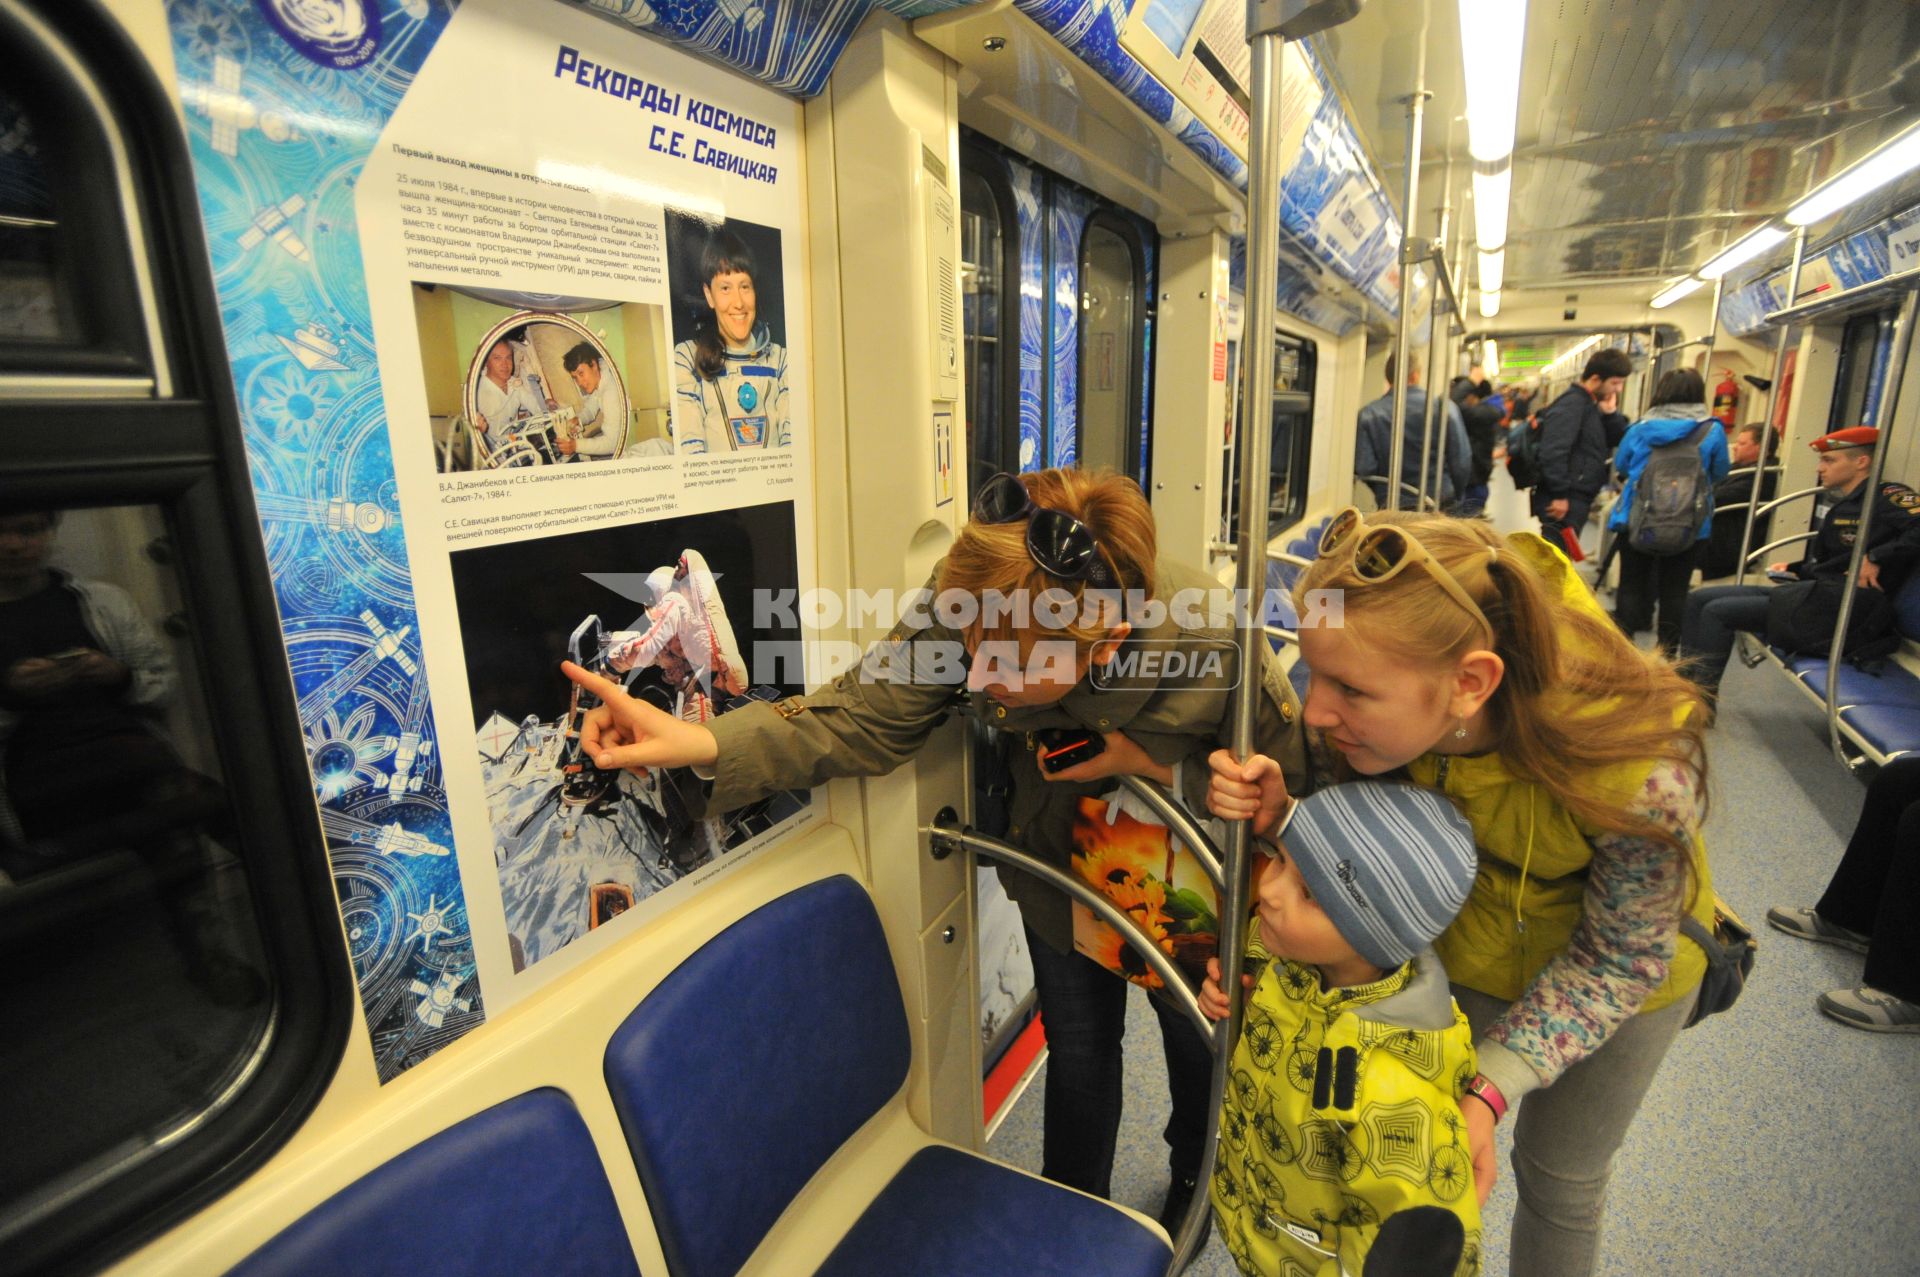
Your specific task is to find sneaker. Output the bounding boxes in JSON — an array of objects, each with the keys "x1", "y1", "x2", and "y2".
[
  {"x1": 1765, "y1": 906, "x2": 1869, "y2": 954},
  {"x1": 1817, "y1": 986, "x2": 1920, "y2": 1033}
]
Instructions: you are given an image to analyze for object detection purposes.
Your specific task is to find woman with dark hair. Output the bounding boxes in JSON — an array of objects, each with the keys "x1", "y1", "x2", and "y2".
[
  {"x1": 1605, "y1": 367, "x2": 1729, "y2": 650},
  {"x1": 670, "y1": 229, "x2": 791, "y2": 453}
]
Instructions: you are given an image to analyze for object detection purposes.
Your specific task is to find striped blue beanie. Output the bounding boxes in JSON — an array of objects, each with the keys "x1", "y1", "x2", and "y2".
[{"x1": 1280, "y1": 781, "x2": 1478, "y2": 969}]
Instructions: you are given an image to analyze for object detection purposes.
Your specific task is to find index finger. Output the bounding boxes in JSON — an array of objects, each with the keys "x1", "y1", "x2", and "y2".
[{"x1": 561, "y1": 660, "x2": 624, "y2": 702}]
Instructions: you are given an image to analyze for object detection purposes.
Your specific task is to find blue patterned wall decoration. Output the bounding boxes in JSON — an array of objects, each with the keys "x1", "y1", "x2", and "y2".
[
  {"x1": 1009, "y1": 159, "x2": 1048, "y2": 471},
  {"x1": 166, "y1": 0, "x2": 482, "y2": 1081},
  {"x1": 1049, "y1": 181, "x2": 1092, "y2": 467},
  {"x1": 1718, "y1": 198, "x2": 1920, "y2": 339}
]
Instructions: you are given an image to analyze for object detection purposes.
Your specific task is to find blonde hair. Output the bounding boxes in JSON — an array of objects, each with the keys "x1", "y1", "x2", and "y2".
[
  {"x1": 939, "y1": 468, "x2": 1156, "y2": 653},
  {"x1": 1298, "y1": 512, "x2": 1708, "y2": 874}
]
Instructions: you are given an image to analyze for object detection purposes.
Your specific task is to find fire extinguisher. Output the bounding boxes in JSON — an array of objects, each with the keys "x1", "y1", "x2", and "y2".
[{"x1": 1712, "y1": 369, "x2": 1739, "y2": 428}]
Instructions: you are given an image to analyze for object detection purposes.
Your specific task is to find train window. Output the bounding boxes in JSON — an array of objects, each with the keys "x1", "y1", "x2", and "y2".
[
  {"x1": 0, "y1": 501, "x2": 272, "y2": 1220},
  {"x1": 1076, "y1": 214, "x2": 1147, "y2": 482},
  {"x1": 959, "y1": 147, "x2": 1019, "y2": 501},
  {"x1": 1222, "y1": 330, "x2": 1317, "y2": 540},
  {"x1": 1830, "y1": 311, "x2": 1886, "y2": 430},
  {"x1": 0, "y1": 36, "x2": 150, "y2": 378},
  {"x1": 1, "y1": 6, "x2": 348, "y2": 1271}
]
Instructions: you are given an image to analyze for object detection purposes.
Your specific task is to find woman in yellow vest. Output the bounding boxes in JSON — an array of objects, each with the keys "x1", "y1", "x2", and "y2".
[{"x1": 1209, "y1": 508, "x2": 1711, "y2": 1277}]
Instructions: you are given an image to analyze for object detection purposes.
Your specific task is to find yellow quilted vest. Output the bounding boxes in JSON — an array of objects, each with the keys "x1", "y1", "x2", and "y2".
[{"x1": 1406, "y1": 534, "x2": 1710, "y2": 1012}]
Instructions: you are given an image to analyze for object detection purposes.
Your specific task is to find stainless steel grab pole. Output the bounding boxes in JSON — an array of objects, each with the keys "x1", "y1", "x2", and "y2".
[
  {"x1": 1384, "y1": 91, "x2": 1428, "y2": 512},
  {"x1": 1737, "y1": 229, "x2": 1806, "y2": 588}
]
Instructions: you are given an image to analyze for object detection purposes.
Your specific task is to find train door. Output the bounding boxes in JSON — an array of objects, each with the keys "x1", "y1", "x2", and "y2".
[
  {"x1": 0, "y1": 5, "x2": 350, "y2": 1272},
  {"x1": 1222, "y1": 328, "x2": 1317, "y2": 542},
  {"x1": 959, "y1": 133, "x2": 1158, "y2": 483}
]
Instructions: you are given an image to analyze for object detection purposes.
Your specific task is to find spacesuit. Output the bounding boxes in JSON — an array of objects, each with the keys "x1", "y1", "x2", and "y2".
[
  {"x1": 472, "y1": 372, "x2": 546, "y2": 437},
  {"x1": 604, "y1": 551, "x2": 749, "y2": 723},
  {"x1": 671, "y1": 324, "x2": 791, "y2": 453}
]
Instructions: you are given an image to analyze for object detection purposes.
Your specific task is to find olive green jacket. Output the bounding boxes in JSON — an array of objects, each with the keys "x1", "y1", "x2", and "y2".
[{"x1": 701, "y1": 559, "x2": 1316, "y2": 951}]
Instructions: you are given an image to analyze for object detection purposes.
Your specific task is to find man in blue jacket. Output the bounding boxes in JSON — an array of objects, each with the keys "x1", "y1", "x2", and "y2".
[
  {"x1": 1534, "y1": 348, "x2": 1632, "y2": 553},
  {"x1": 1354, "y1": 352, "x2": 1471, "y2": 510}
]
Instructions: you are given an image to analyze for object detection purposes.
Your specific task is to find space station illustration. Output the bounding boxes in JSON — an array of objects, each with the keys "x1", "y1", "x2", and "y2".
[{"x1": 479, "y1": 549, "x2": 805, "y2": 969}]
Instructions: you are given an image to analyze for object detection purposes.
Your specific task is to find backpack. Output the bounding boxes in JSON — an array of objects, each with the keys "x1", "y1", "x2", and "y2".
[
  {"x1": 1506, "y1": 417, "x2": 1542, "y2": 489},
  {"x1": 1625, "y1": 421, "x2": 1714, "y2": 557}
]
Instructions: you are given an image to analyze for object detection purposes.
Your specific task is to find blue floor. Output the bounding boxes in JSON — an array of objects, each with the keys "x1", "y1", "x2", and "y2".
[{"x1": 986, "y1": 487, "x2": 1920, "y2": 1273}]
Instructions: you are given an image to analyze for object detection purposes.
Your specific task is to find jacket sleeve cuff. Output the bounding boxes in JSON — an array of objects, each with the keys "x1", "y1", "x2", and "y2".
[{"x1": 1472, "y1": 1039, "x2": 1544, "y2": 1108}]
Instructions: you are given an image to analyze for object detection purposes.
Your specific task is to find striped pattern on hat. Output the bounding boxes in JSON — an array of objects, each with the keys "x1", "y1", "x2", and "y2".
[{"x1": 1283, "y1": 781, "x2": 1479, "y2": 970}]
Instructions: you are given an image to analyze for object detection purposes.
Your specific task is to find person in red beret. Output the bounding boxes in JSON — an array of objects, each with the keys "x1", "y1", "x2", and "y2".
[{"x1": 1678, "y1": 425, "x2": 1920, "y2": 706}]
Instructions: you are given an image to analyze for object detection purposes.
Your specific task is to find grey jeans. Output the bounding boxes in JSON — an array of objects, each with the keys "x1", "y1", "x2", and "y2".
[{"x1": 1453, "y1": 984, "x2": 1698, "y2": 1277}]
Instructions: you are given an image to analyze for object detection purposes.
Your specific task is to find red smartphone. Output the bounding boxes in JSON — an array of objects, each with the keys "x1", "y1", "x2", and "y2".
[{"x1": 1037, "y1": 728, "x2": 1105, "y2": 773}]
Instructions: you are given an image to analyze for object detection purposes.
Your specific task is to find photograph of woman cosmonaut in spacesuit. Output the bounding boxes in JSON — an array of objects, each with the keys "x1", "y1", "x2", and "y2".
[
  {"x1": 452, "y1": 513, "x2": 806, "y2": 974},
  {"x1": 667, "y1": 215, "x2": 792, "y2": 453}
]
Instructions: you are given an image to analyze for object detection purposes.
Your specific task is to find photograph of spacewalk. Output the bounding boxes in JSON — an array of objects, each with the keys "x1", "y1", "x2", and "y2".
[{"x1": 449, "y1": 504, "x2": 806, "y2": 970}]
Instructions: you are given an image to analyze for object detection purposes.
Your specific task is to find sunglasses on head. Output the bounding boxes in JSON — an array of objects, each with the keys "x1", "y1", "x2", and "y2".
[
  {"x1": 1317, "y1": 507, "x2": 1494, "y2": 636},
  {"x1": 974, "y1": 472, "x2": 1122, "y2": 592}
]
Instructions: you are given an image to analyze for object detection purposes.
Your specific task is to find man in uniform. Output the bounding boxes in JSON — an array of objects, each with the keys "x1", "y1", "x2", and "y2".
[{"x1": 1679, "y1": 426, "x2": 1920, "y2": 701}]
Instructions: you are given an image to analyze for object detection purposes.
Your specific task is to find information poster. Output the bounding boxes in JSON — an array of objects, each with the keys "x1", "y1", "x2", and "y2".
[
  {"x1": 167, "y1": 0, "x2": 820, "y2": 1078},
  {"x1": 1121, "y1": 0, "x2": 1319, "y2": 166}
]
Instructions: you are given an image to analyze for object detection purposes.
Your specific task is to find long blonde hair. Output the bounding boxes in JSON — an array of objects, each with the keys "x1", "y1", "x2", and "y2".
[
  {"x1": 939, "y1": 468, "x2": 1156, "y2": 654},
  {"x1": 1298, "y1": 513, "x2": 1708, "y2": 867}
]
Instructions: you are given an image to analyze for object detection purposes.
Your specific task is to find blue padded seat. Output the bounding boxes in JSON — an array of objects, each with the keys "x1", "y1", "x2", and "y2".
[
  {"x1": 229, "y1": 1089, "x2": 638, "y2": 1277},
  {"x1": 1838, "y1": 702, "x2": 1920, "y2": 759},
  {"x1": 604, "y1": 875, "x2": 1169, "y2": 1277},
  {"x1": 814, "y1": 1145, "x2": 1168, "y2": 1277},
  {"x1": 1783, "y1": 654, "x2": 1920, "y2": 707}
]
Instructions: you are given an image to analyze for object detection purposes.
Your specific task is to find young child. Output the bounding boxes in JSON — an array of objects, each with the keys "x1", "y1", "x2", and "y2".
[{"x1": 1200, "y1": 780, "x2": 1482, "y2": 1277}]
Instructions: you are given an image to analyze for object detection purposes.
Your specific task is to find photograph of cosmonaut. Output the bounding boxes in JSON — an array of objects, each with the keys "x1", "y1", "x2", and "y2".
[
  {"x1": 449, "y1": 504, "x2": 807, "y2": 971},
  {"x1": 663, "y1": 209, "x2": 792, "y2": 453},
  {"x1": 410, "y1": 282, "x2": 675, "y2": 471}
]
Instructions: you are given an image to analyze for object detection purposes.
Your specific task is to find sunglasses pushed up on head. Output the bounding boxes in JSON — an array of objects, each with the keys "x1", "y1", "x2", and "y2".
[
  {"x1": 973, "y1": 472, "x2": 1123, "y2": 592},
  {"x1": 1317, "y1": 507, "x2": 1494, "y2": 636}
]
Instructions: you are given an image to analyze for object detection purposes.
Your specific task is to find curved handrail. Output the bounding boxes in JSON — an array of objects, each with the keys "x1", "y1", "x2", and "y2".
[
  {"x1": 1265, "y1": 623, "x2": 1299, "y2": 646},
  {"x1": 1352, "y1": 475, "x2": 1439, "y2": 511},
  {"x1": 1114, "y1": 775, "x2": 1226, "y2": 897},
  {"x1": 1743, "y1": 532, "x2": 1817, "y2": 566},
  {"x1": 1754, "y1": 484, "x2": 1823, "y2": 520},
  {"x1": 924, "y1": 820, "x2": 1211, "y2": 1039}
]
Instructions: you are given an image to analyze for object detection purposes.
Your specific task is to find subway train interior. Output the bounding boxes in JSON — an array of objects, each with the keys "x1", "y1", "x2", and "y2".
[{"x1": 5, "y1": 0, "x2": 1920, "y2": 1273}]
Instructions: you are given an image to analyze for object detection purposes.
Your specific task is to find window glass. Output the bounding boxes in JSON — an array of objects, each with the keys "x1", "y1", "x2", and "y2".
[
  {"x1": 0, "y1": 503, "x2": 272, "y2": 1226},
  {"x1": 1077, "y1": 223, "x2": 1138, "y2": 478},
  {"x1": 1831, "y1": 311, "x2": 1883, "y2": 431},
  {"x1": 0, "y1": 88, "x2": 67, "y2": 341},
  {"x1": 960, "y1": 169, "x2": 1006, "y2": 502},
  {"x1": 1223, "y1": 331, "x2": 1316, "y2": 540}
]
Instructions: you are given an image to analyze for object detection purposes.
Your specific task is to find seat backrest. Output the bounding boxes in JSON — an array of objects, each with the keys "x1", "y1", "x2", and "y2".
[
  {"x1": 604, "y1": 875, "x2": 911, "y2": 1277},
  {"x1": 229, "y1": 1090, "x2": 638, "y2": 1277}
]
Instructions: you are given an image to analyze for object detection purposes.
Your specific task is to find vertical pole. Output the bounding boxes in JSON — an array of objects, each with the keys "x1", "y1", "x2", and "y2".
[
  {"x1": 1385, "y1": 92, "x2": 1429, "y2": 511},
  {"x1": 1827, "y1": 285, "x2": 1918, "y2": 766},
  {"x1": 1182, "y1": 25, "x2": 1285, "y2": 1277},
  {"x1": 1736, "y1": 229, "x2": 1806, "y2": 588},
  {"x1": 1701, "y1": 275, "x2": 1724, "y2": 407},
  {"x1": 1420, "y1": 251, "x2": 1448, "y2": 507}
]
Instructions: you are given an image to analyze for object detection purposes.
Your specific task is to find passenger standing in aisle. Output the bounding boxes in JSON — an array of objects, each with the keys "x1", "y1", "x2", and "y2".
[
  {"x1": 1457, "y1": 379, "x2": 1505, "y2": 517},
  {"x1": 559, "y1": 468, "x2": 1314, "y2": 1228},
  {"x1": 1607, "y1": 369, "x2": 1728, "y2": 651},
  {"x1": 1354, "y1": 353, "x2": 1472, "y2": 510},
  {"x1": 1533, "y1": 349, "x2": 1632, "y2": 553},
  {"x1": 1208, "y1": 510, "x2": 1714, "y2": 1277},
  {"x1": 1769, "y1": 755, "x2": 1920, "y2": 1032}
]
